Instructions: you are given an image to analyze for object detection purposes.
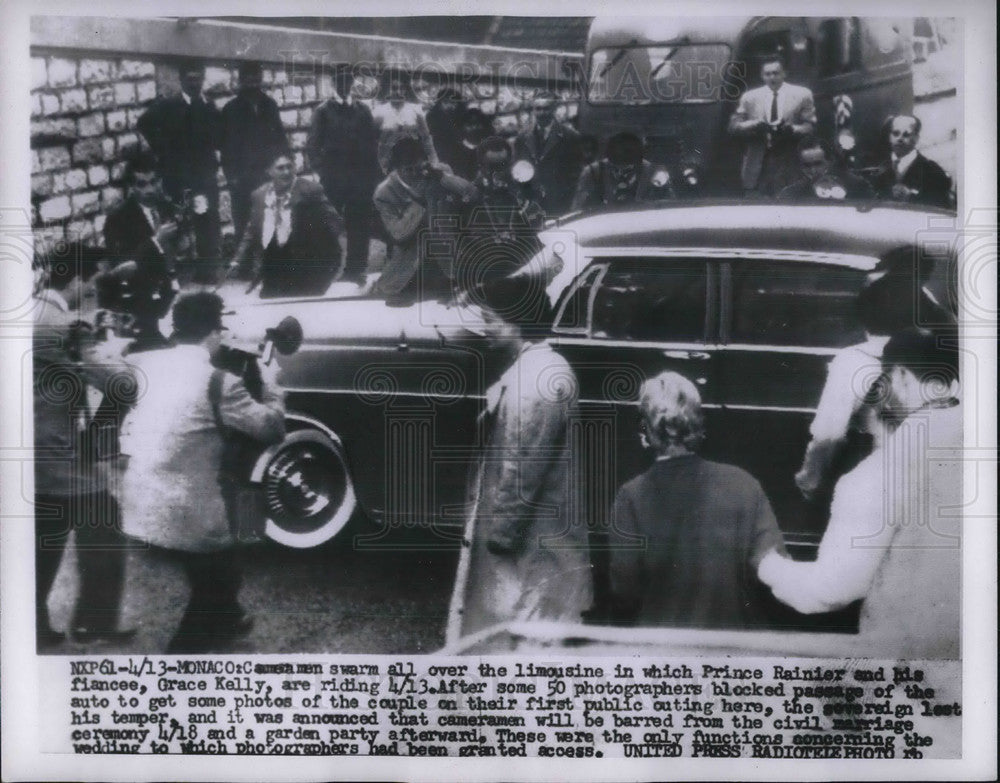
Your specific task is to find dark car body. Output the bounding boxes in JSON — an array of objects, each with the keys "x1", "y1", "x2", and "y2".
[{"x1": 226, "y1": 203, "x2": 958, "y2": 626}]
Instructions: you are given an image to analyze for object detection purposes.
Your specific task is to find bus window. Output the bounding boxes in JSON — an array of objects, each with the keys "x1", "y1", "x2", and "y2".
[
  {"x1": 742, "y1": 31, "x2": 791, "y2": 71},
  {"x1": 818, "y1": 18, "x2": 862, "y2": 76},
  {"x1": 588, "y1": 43, "x2": 731, "y2": 104}
]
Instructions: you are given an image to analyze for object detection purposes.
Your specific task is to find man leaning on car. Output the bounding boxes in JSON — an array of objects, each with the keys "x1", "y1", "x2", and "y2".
[{"x1": 760, "y1": 330, "x2": 962, "y2": 659}]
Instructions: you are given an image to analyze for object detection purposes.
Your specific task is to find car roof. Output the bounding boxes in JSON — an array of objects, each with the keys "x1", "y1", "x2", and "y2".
[
  {"x1": 546, "y1": 202, "x2": 958, "y2": 261},
  {"x1": 225, "y1": 296, "x2": 489, "y2": 346}
]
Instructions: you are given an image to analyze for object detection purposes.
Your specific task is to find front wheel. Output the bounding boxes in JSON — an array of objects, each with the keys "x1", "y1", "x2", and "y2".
[{"x1": 250, "y1": 425, "x2": 357, "y2": 548}]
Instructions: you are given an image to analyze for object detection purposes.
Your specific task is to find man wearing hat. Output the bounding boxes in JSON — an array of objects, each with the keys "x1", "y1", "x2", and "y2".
[
  {"x1": 761, "y1": 329, "x2": 961, "y2": 659},
  {"x1": 449, "y1": 276, "x2": 592, "y2": 641},
  {"x1": 513, "y1": 91, "x2": 582, "y2": 217},
  {"x1": 306, "y1": 64, "x2": 380, "y2": 285},
  {"x1": 221, "y1": 61, "x2": 287, "y2": 255},
  {"x1": 119, "y1": 292, "x2": 286, "y2": 653}
]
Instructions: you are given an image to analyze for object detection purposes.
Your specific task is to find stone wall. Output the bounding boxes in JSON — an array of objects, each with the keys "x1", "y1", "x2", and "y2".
[
  {"x1": 29, "y1": 53, "x2": 336, "y2": 252},
  {"x1": 29, "y1": 50, "x2": 578, "y2": 255}
]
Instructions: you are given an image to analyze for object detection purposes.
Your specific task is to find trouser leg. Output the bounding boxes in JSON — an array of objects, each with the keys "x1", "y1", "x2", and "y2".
[
  {"x1": 35, "y1": 493, "x2": 72, "y2": 641},
  {"x1": 229, "y1": 186, "x2": 254, "y2": 259},
  {"x1": 342, "y1": 195, "x2": 373, "y2": 281},
  {"x1": 72, "y1": 490, "x2": 128, "y2": 633},
  {"x1": 192, "y1": 205, "x2": 222, "y2": 285},
  {"x1": 168, "y1": 547, "x2": 244, "y2": 653}
]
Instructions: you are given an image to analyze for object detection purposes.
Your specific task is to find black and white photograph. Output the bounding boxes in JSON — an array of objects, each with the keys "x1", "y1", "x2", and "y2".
[{"x1": 1, "y1": 1, "x2": 996, "y2": 780}]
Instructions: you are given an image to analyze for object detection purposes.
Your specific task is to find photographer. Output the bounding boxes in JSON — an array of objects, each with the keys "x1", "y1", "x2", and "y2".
[
  {"x1": 728, "y1": 56, "x2": 816, "y2": 197},
  {"x1": 33, "y1": 253, "x2": 136, "y2": 648},
  {"x1": 571, "y1": 131, "x2": 676, "y2": 212},
  {"x1": 101, "y1": 150, "x2": 187, "y2": 351},
  {"x1": 119, "y1": 292, "x2": 286, "y2": 653},
  {"x1": 454, "y1": 136, "x2": 545, "y2": 291},
  {"x1": 373, "y1": 136, "x2": 477, "y2": 306}
]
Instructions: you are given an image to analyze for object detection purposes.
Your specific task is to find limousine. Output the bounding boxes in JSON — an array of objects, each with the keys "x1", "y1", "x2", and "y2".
[{"x1": 225, "y1": 202, "x2": 956, "y2": 575}]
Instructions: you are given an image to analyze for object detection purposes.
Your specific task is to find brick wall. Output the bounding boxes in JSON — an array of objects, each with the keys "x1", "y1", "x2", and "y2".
[
  {"x1": 30, "y1": 50, "x2": 579, "y2": 256},
  {"x1": 30, "y1": 53, "x2": 336, "y2": 253}
]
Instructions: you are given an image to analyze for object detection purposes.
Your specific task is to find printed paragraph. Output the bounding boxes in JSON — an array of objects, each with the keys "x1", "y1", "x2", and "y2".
[{"x1": 58, "y1": 656, "x2": 961, "y2": 758}]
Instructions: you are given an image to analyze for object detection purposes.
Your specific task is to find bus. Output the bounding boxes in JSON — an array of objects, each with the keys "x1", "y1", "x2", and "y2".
[{"x1": 576, "y1": 16, "x2": 914, "y2": 194}]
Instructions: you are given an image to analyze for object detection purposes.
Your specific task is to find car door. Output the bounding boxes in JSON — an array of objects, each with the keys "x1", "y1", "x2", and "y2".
[
  {"x1": 716, "y1": 256, "x2": 870, "y2": 555},
  {"x1": 549, "y1": 253, "x2": 720, "y2": 613}
]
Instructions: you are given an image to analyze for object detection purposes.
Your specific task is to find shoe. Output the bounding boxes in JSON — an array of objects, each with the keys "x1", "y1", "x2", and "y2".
[{"x1": 71, "y1": 626, "x2": 138, "y2": 644}]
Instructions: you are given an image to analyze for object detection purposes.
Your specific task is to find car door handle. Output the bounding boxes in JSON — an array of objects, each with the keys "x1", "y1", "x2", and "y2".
[{"x1": 662, "y1": 350, "x2": 711, "y2": 361}]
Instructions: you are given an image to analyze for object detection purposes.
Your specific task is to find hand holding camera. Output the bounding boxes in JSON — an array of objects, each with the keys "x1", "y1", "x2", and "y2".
[{"x1": 419, "y1": 161, "x2": 447, "y2": 182}]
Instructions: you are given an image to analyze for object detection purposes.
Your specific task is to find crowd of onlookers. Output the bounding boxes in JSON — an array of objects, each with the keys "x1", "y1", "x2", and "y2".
[
  {"x1": 32, "y1": 53, "x2": 962, "y2": 656},
  {"x1": 80, "y1": 53, "x2": 956, "y2": 322}
]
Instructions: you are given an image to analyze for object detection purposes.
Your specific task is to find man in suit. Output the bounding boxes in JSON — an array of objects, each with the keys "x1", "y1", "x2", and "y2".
[
  {"x1": 778, "y1": 136, "x2": 874, "y2": 202},
  {"x1": 137, "y1": 59, "x2": 223, "y2": 283},
  {"x1": 728, "y1": 57, "x2": 817, "y2": 197},
  {"x1": 102, "y1": 150, "x2": 182, "y2": 349},
  {"x1": 871, "y1": 115, "x2": 953, "y2": 209},
  {"x1": 33, "y1": 253, "x2": 136, "y2": 648},
  {"x1": 571, "y1": 131, "x2": 675, "y2": 211},
  {"x1": 232, "y1": 148, "x2": 344, "y2": 299},
  {"x1": 306, "y1": 64, "x2": 380, "y2": 285},
  {"x1": 513, "y1": 92, "x2": 582, "y2": 217},
  {"x1": 221, "y1": 61, "x2": 287, "y2": 260}
]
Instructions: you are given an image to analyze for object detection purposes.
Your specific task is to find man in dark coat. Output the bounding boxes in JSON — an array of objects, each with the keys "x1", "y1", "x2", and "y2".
[
  {"x1": 571, "y1": 131, "x2": 675, "y2": 211},
  {"x1": 870, "y1": 115, "x2": 953, "y2": 209},
  {"x1": 33, "y1": 255, "x2": 136, "y2": 648},
  {"x1": 608, "y1": 371, "x2": 787, "y2": 629},
  {"x1": 513, "y1": 92, "x2": 582, "y2": 218},
  {"x1": 136, "y1": 59, "x2": 223, "y2": 283},
  {"x1": 232, "y1": 149, "x2": 343, "y2": 299},
  {"x1": 426, "y1": 87, "x2": 467, "y2": 175},
  {"x1": 221, "y1": 61, "x2": 287, "y2": 256},
  {"x1": 101, "y1": 150, "x2": 181, "y2": 349},
  {"x1": 778, "y1": 136, "x2": 874, "y2": 202},
  {"x1": 306, "y1": 64, "x2": 380, "y2": 285}
]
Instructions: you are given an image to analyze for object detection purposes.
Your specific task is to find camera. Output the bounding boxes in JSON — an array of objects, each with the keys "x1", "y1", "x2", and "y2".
[{"x1": 211, "y1": 316, "x2": 303, "y2": 401}]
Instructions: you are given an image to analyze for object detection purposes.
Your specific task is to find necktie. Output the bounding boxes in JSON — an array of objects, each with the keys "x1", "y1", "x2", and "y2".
[
  {"x1": 149, "y1": 207, "x2": 160, "y2": 230},
  {"x1": 275, "y1": 193, "x2": 291, "y2": 246},
  {"x1": 770, "y1": 90, "x2": 778, "y2": 122}
]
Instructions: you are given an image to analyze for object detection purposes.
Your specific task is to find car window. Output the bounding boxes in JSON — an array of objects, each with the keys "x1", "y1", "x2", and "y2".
[
  {"x1": 552, "y1": 264, "x2": 605, "y2": 334},
  {"x1": 729, "y1": 262, "x2": 866, "y2": 348},
  {"x1": 590, "y1": 258, "x2": 708, "y2": 343}
]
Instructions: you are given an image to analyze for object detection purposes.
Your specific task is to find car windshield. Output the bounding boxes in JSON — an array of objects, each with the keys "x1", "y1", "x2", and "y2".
[{"x1": 588, "y1": 44, "x2": 731, "y2": 104}]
